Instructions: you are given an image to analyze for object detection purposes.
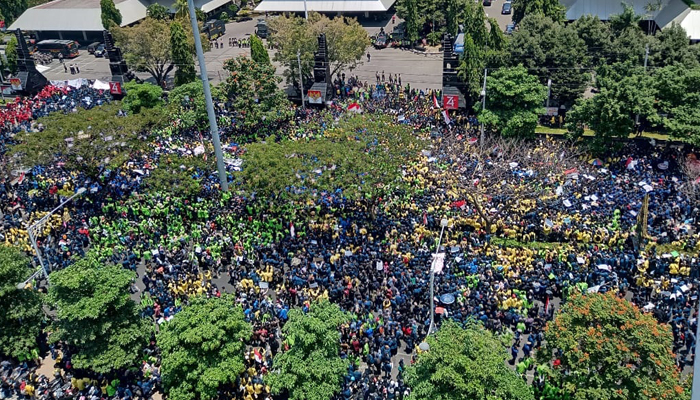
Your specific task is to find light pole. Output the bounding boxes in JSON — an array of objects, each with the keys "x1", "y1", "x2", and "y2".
[
  {"x1": 692, "y1": 302, "x2": 700, "y2": 400},
  {"x1": 186, "y1": 0, "x2": 229, "y2": 191},
  {"x1": 428, "y1": 218, "x2": 449, "y2": 335},
  {"x1": 28, "y1": 187, "x2": 86, "y2": 285}
]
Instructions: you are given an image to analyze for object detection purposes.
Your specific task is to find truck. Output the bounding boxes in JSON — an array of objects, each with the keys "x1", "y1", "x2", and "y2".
[
  {"x1": 203, "y1": 19, "x2": 226, "y2": 39},
  {"x1": 255, "y1": 19, "x2": 269, "y2": 38}
]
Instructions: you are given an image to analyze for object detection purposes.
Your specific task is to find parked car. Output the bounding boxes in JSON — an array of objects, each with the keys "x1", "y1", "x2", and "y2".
[
  {"x1": 94, "y1": 44, "x2": 106, "y2": 57},
  {"x1": 87, "y1": 42, "x2": 101, "y2": 54},
  {"x1": 502, "y1": 2, "x2": 512, "y2": 14},
  {"x1": 483, "y1": 0, "x2": 491, "y2": 5},
  {"x1": 505, "y1": 23, "x2": 515, "y2": 34}
]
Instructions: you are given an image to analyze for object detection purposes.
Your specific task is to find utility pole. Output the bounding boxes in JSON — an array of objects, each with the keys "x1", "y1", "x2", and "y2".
[
  {"x1": 297, "y1": 50, "x2": 305, "y2": 109},
  {"x1": 480, "y1": 68, "x2": 487, "y2": 145},
  {"x1": 546, "y1": 78, "x2": 552, "y2": 109},
  {"x1": 635, "y1": 44, "x2": 650, "y2": 127},
  {"x1": 692, "y1": 304, "x2": 700, "y2": 400},
  {"x1": 303, "y1": 0, "x2": 308, "y2": 20},
  {"x1": 187, "y1": 0, "x2": 229, "y2": 191}
]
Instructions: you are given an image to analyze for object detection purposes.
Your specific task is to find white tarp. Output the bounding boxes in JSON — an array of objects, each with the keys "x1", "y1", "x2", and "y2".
[{"x1": 92, "y1": 80, "x2": 111, "y2": 90}]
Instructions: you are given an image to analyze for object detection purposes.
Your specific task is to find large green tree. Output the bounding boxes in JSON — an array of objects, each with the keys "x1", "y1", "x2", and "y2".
[
  {"x1": 0, "y1": 0, "x2": 28, "y2": 26},
  {"x1": 567, "y1": 63, "x2": 656, "y2": 153},
  {"x1": 158, "y1": 295, "x2": 252, "y2": 400},
  {"x1": 9, "y1": 104, "x2": 164, "y2": 177},
  {"x1": 269, "y1": 13, "x2": 369, "y2": 83},
  {"x1": 123, "y1": 81, "x2": 163, "y2": 114},
  {"x1": 479, "y1": 65, "x2": 547, "y2": 138},
  {"x1": 250, "y1": 34, "x2": 270, "y2": 65},
  {"x1": 146, "y1": 3, "x2": 169, "y2": 20},
  {"x1": 100, "y1": 0, "x2": 122, "y2": 29},
  {"x1": 114, "y1": 17, "x2": 208, "y2": 87},
  {"x1": 572, "y1": 15, "x2": 613, "y2": 67},
  {"x1": 405, "y1": 321, "x2": 533, "y2": 400},
  {"x1": 167, "y1": 80, "x2": 224, "y2": 129},
  {"x1": 511, "y1": 0, "x2": 565, "y2": 25},
  {"x1": 171, "y1": 21, "x2": 197, "y2": 86},
  {"x1": 267, "y1": 300, "x2": 349, "y2": 400},
  {"x1": 235, "y1": 114, "x2": 419, "y2": 199},
  {"x1": 540, "y1": 292, "x2": 688, "y2": 400},
  {"x1": 652, "y1": 65, "x2": 700, "y2": 146},
  {"x1": 221, "y1": 55, "x2": 290, "y2": 127},
  {"x1": 650, "y1": 23, "x2": 699, "y2": 68},
  {"x1": 113, "y1": 17, "x2": 173, "y2": 86},
  {"x1": 508, "y1": 14, "x2": 590, "y2": 106},
  {"x1": 5, "y1": 36, "x2": 18, "y2": 75},
  {"x1": 0, "y1": 246, "x2": 43, "y2": 359},
  {"x1": 47, "y1": 251, "x2": 149, "y2": 373}
]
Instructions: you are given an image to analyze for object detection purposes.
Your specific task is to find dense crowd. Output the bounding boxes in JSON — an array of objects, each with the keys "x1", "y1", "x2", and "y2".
[{"x1": 0, "y1": 77, "x2": 698, "y2": 400}]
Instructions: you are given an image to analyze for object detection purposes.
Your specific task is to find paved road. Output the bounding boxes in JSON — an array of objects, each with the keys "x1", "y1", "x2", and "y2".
[{"x1": 39, "y1": 17, "x2": 446, "y2": 90}]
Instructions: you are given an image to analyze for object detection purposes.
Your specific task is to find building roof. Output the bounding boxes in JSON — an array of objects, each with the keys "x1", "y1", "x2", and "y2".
[
  {"x1": 255, "y1": 0, "x2": 395, "y2": 13},
  {"x1": 560, "y1": 0, "x2": 682, "y2": 22},
  {"x1": 9, "y1": 0, "x2": 231, "y2": 31},
  {"x1": 676, "y1": 10, "x2": 700, "y2": 40}
]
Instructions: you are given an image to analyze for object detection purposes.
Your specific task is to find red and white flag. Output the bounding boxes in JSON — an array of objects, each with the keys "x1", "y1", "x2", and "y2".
[
  {"x1": 348, "y1": 102, "x2": 361, "y2": 112},
  {"x1": 254, "y1": 348, "x2": 263, "y2": 363},
  {"x1": 432, "y1": 94, "x2": 440, "y2": 108},
  {"x1": 442, "y1": 110, "x2": 451, "y2": 124}
]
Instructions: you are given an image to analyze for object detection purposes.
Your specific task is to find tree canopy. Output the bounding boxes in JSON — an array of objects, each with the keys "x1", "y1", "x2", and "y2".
[
  {"x1": 220, "y1": 55, "x2": 290, "y2": 128},
  {"x1": 234, "y1": 114, "x2": 420, "y2": 199},
  {"x1": 268, "y1": 12, "x2": 370, "y2": 83},
  {"x1": 113, "y1": 17, "x2": 208, "y2": 87},
  {"x1": 9, "y1": 103, "x2": 164, "y2": 176},
  {"x1": 479, "y1": 66, "x2": 547, "y2": 138},
  {"x1": 100, "y1": 0, "x2": 122, "y2": 29},
  {"x1": 123, "y1": 82, "x2": 164, "y2": 114},
  {"x1": 171, "y1": 21, "x2": 197, "y2": 87},
  {"x1": 146, "y1": 3, "x2": 169, "y2": 20},
  {"x1": 158, "y1": 295, "x2": 252, "y2": 400},
  {"x1": 540, "y1": 292, "x2": 688, "y2": 400},
  {"x1": 511, "y1": 0, "x2": 565, "y2": 25},
  {"x1": 47, "y1": 251, "x2": 149, "y2": 373},
  {"x1": 0, "y1": 246, "x2": 44, "y2": 359},
  {"x1": 405, "y1": 321, "x2": 533, "y2": 400},
  {"x1": 167, "y1": 80, "x2": 224, "y2": 129},
  {"x1": 567, "y1": 63, "x2": 655, "y2": 153},
  {"x1": 250, "y1": 35, "x2": 270, "y2": 65},
  {"x1": 508, "y1": 14, "x2": 590, "y2": 107},
  {"x1": 267, "y1": 300, "x2": 349, "y2": 400}
]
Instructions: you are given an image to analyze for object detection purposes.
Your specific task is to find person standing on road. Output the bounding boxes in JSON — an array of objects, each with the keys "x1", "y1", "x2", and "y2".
[
  {"x1": 63, "y1": 63, "x2": 67, "y2": 73},
  {"x1": 367, "y1": 52, "x2": 371, "y2": 62}
]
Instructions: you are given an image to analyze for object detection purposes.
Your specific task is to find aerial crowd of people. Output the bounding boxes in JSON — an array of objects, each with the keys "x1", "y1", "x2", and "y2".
[{"x1": 0, "y1": 75, "x2": 699, "y2": 400}]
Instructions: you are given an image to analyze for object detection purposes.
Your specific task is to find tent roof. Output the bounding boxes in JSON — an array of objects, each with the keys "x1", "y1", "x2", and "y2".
[
  {"x1": 9, "y1": 0, "x2": 232, "y2": 31},
  {"x1": 560, "y1": 0, "x2": 688, "y2": 22}
]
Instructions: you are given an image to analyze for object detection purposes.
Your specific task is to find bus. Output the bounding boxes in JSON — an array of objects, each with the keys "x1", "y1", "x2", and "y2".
[{"x1": 35, "y1": 40, "x2": 79, "y2": 58}]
